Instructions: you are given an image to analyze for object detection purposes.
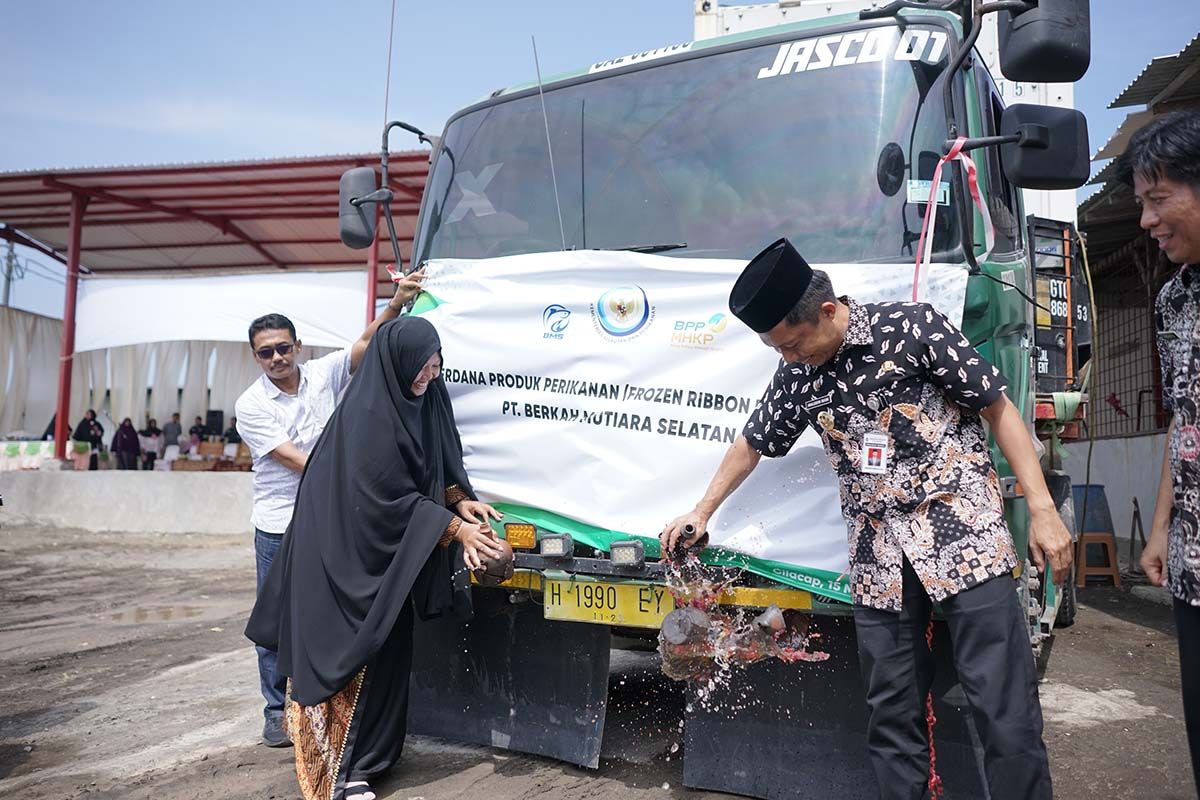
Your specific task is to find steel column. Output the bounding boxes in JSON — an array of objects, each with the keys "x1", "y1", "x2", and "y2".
[{"x1": 53, "y1": 193, "x2": 87, "y2": 460}]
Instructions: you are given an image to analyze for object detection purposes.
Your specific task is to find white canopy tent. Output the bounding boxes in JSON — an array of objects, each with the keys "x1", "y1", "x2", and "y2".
[
  {"x1": 75, "y1": 270, "x2": 366, "y2": 352},
  {"x1": 72, "y1": 269, "x2": 363, "y2": 431},
  {"x1": 0, "y1": 269, "x2": 361, "y2": 440}
]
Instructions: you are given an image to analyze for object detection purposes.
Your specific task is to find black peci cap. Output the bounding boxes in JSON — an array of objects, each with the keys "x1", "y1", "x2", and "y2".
[{"x1": 728, "y1": 238, "x2": 814, "y2": 333}]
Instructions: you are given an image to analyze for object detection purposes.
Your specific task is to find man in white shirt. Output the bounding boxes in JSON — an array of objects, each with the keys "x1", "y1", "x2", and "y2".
[{"x1": 236, "y1": 271, "x2": 424, "y2": 747}]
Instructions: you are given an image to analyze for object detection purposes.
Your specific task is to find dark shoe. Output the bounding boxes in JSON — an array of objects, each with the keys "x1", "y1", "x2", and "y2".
[{"x1": 262, "y1": 715, "x2": 292, "y2": 748}]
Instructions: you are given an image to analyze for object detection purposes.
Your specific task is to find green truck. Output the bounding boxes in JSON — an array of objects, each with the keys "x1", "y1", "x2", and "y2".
[{"x1": 338, "y1": 1, "x2": 1093, "y2": 796}]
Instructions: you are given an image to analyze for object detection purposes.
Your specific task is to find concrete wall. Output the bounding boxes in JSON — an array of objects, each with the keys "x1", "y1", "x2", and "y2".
[
  {"x1": 1062, "y1": 433, "x2": 1166, "y2": 567},
  {"x1": 0, "y1": 436, "x2": 1167, "y2": 544},
  {"x1": 0, "y1": 471, "x2": 254, "y2": 535}
]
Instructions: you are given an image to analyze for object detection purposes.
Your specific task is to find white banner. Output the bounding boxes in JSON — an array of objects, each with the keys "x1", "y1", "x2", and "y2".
[
  {"x1": 75, "y1": 270, "x2": 366, "y2": 352},
  {"x1": 422, "y1": 251, "x2": 969, "y2": 578}
]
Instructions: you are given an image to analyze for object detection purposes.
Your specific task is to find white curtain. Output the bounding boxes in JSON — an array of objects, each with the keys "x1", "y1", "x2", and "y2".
[
  {"x1": 86, "y1": 349, "x2": 108, "y2": 418},
  {"x1": 209, "y1": 342, "x2": 259, "y2": 425},
  {"x1": 179, "y1": 341, "x2": 213, "y2": 427},
  {"x1": 1, "y1": 310, "x2": 32, "y2": 434},
  {"x1": 0, "y1": 307, "x2": 64, "y2": 437},
  {"x1": 0, "y1": 309, "x2": 16, "y2": 432},
  {"x1": 107, "y1": 346, "x2": 135, "y2": 424},
  {"x1": 22, "y1": 313, "x2": 61, "y2": 436},
  {"x1": 148, "y1": 341, "x2": 187, "y2": 426},
  {"x1": 68, "y1": 352, "x2": 92, "y2": 431},
  {"x1": 107, "y1": 343, "x2": 154, "y2": 425}
]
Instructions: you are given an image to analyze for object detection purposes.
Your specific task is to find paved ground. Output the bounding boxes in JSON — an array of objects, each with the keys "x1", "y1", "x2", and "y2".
[{"x1": 0, "y1": 524, "x2": 1194, "y2": 799}]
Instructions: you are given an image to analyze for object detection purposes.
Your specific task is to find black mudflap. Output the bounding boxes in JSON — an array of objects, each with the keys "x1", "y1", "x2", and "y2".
[
  {"x1": 683, "y1": 616, "x2": 987, "y2": 799},
  {"x1": 407, "y1": 588, "x2": 611, "y2": 768}
]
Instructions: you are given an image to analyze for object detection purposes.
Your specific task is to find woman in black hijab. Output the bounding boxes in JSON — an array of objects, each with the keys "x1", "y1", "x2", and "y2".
[
  {"x1": 72, "y1": 409, "x2": 104, "y2": 471},
  {"x1": 111, "y1": 417, "x2": 140, "y2": 470},
  {"x1": 246, "y1": 317, "x2": 503, "y2": 800}
]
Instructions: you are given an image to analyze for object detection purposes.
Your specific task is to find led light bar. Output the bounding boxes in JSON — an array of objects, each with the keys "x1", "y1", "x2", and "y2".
[
  {"x1": 503, "y1": 522, "x2": 537, "y2": 550},
  {"x1": 539, "y1": 533, "x2": 574, "y2": 559},
  {"x1": 610, "y1": 539, "x2": 645, "y2": 568}
]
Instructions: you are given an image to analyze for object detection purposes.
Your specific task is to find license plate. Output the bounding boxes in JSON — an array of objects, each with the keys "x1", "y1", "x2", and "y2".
[{"x1": 543, "y1": 578, "x2": 673, "y2": 629}]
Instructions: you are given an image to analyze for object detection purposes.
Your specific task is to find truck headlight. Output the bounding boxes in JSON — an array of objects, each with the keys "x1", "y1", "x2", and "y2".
[
  {"x1": 503, "y1": 522, "x2": 537, "y2": 550},
  {"x1": 610, "y1": 540, "x2": 644, "y2": 568},
  {"x1": 539, "y1": 533, "x2": 574, "y2": 559}
]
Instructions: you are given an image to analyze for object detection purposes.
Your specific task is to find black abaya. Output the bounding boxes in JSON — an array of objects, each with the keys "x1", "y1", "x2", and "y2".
[{"x1": 245, "y1": 316, "x2": 476, "y2": 795}]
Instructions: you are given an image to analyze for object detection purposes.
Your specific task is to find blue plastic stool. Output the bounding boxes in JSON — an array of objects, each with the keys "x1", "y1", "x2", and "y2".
[
  {"x1": 1071, "y1": 484, "x2": 1121, "y2": 587},
  {"x1": 1071, "y1": 484, "x2": 1114, "y2": 534}
]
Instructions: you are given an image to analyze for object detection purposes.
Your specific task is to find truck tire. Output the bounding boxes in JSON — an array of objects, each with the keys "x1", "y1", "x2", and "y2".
[
  {"x1": 1046, "y1": 470, "x2": 1078, "y2": 628},
  {"x1": 1056, "y1": 562, "x2": 1077, "y2": 628}
]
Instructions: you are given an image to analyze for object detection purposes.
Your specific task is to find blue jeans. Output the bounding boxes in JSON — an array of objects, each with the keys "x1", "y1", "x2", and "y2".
[{"x1": 255, "y1": 529, "x2": 288, "y2": 720}]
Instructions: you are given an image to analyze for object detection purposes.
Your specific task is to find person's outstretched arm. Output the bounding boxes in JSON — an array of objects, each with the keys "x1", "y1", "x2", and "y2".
[{"x1": 348, "y1": 269, "x2": 426, "y2": 374}]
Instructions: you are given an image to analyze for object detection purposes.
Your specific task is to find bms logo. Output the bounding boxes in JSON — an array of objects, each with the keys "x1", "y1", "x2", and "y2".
[
  {"x1": 671, "y1": 312, "x2": 728, "y2": 350},
  {"x1": 542, "y1": 304, "x2": 571, "y2": 340},
  {"x1": 591, "y1": 285, "x2": 654, "y2": 341}
]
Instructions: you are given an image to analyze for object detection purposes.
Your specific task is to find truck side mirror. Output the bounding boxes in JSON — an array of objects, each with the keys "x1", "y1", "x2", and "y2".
[
  {"x1": 875, "y1": 143, "x2": 905, "y2": 197},
  {"x1": 999, "y1": 0, "x2": 1090, "y2": 83},
  {"x1": 338, "y1": 167, "x2": 379, "y2": 249},
  {"x1": 1000, "y1": 104, "x2": 1090, "y2": 190},
  {"x1": 423, "y1": 134, "x2": 442, "y2": 165}
]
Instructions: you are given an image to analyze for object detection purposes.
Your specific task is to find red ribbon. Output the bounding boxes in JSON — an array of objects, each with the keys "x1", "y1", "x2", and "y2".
[
  {"x1": 925, "y1": 616, "x2": 945, "y2": 798},
  {"x1": 911, "y1": 136, "x2": 995, "y2": 302}
]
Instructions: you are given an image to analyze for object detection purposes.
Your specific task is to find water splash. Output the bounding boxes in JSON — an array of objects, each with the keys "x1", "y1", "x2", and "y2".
[{"x1": 658, "y1": 548, "x2": 830, "y2": 709}]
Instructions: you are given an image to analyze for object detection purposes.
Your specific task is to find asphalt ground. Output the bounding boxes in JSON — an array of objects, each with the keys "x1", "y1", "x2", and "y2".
[{"x1": 0, "y1": 525, "x2": 1194, "y2": 799}]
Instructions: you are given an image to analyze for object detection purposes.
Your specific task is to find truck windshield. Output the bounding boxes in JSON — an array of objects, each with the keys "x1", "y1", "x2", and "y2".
[{"x1": 415, "y1": 23, "x2": 959, "y2": 264}]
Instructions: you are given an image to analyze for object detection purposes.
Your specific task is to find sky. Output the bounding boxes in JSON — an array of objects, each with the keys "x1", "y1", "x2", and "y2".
[{"x1": 3, "y1": 0, "x2": 1199, "y2": 317}]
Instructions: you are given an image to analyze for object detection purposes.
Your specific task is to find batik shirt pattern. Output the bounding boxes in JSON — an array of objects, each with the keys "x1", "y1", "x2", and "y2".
[
  {"x1": 743, "y1": 298, "x2": 1015, "y2": 612},
  {"x1": 1155, "y1": 266, "x2": 1200, "y2": 607}
]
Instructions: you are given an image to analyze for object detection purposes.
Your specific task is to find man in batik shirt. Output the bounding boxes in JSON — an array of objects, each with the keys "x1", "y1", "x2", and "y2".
[
  {"x1": 662, "y1": 238, "x2": 1072, "y2": 800},
  {"x1": 1126, "y1": 109, "x2": 1200, "y2": 797}
]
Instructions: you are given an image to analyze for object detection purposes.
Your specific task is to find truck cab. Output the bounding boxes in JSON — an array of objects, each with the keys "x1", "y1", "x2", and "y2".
[{"x1": 340, "y1": 4, "x2": 1091, "y2": 797}]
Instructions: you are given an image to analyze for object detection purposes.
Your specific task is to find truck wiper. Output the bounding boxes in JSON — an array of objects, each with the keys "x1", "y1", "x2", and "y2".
[{"x1": 607, "y1": 242, "x2": 688, "y2": 254}]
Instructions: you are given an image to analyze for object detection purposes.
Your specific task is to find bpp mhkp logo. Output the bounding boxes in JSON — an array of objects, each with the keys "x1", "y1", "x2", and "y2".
[{"x1": 671, "y1": 313, "x2": 727, "y2": 349}]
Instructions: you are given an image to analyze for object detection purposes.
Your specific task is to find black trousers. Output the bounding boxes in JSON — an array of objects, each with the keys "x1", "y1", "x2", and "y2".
[
  {"x1": 853, "y1": 559, "x2": 1051, "y2": 800},
  {"x1": 345, "y1": 599, "x2": 415, "y2": 786},
  {"x1": 1175, "y1": 598, "x2": 1200, "y2": 797}
]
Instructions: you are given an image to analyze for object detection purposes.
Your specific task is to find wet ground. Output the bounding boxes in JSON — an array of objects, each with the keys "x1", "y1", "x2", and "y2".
[{"x1": 0, "y1": 524, "x2": 1194, "y2": 799}]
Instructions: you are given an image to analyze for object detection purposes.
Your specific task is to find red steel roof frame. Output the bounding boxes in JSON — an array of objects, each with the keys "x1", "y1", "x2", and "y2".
[{"x1": 0, "y1": 151, "x2": 429, "y2": 459}]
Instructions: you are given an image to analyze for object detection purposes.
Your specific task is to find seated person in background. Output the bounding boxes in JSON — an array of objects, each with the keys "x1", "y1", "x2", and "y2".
[
  {"x1": 138, "y1": 418, "x2": 163, "y2": 470},
  {"x1": 189, "y1": 416, "x2": 208, "y2": 446},
  {"x1": 224, "y1": 416, "x2": 242, "y2": 444}
]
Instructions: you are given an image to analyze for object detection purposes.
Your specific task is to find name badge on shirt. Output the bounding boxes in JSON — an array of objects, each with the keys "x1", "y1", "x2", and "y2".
[{"x1": 861, "y1": 431, "x2": 889, "y2": 474}]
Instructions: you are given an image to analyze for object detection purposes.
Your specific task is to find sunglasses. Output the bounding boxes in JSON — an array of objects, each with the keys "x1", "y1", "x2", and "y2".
[{"x1": 255, "y1": 342, "x2": 295, "y2": 361}]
